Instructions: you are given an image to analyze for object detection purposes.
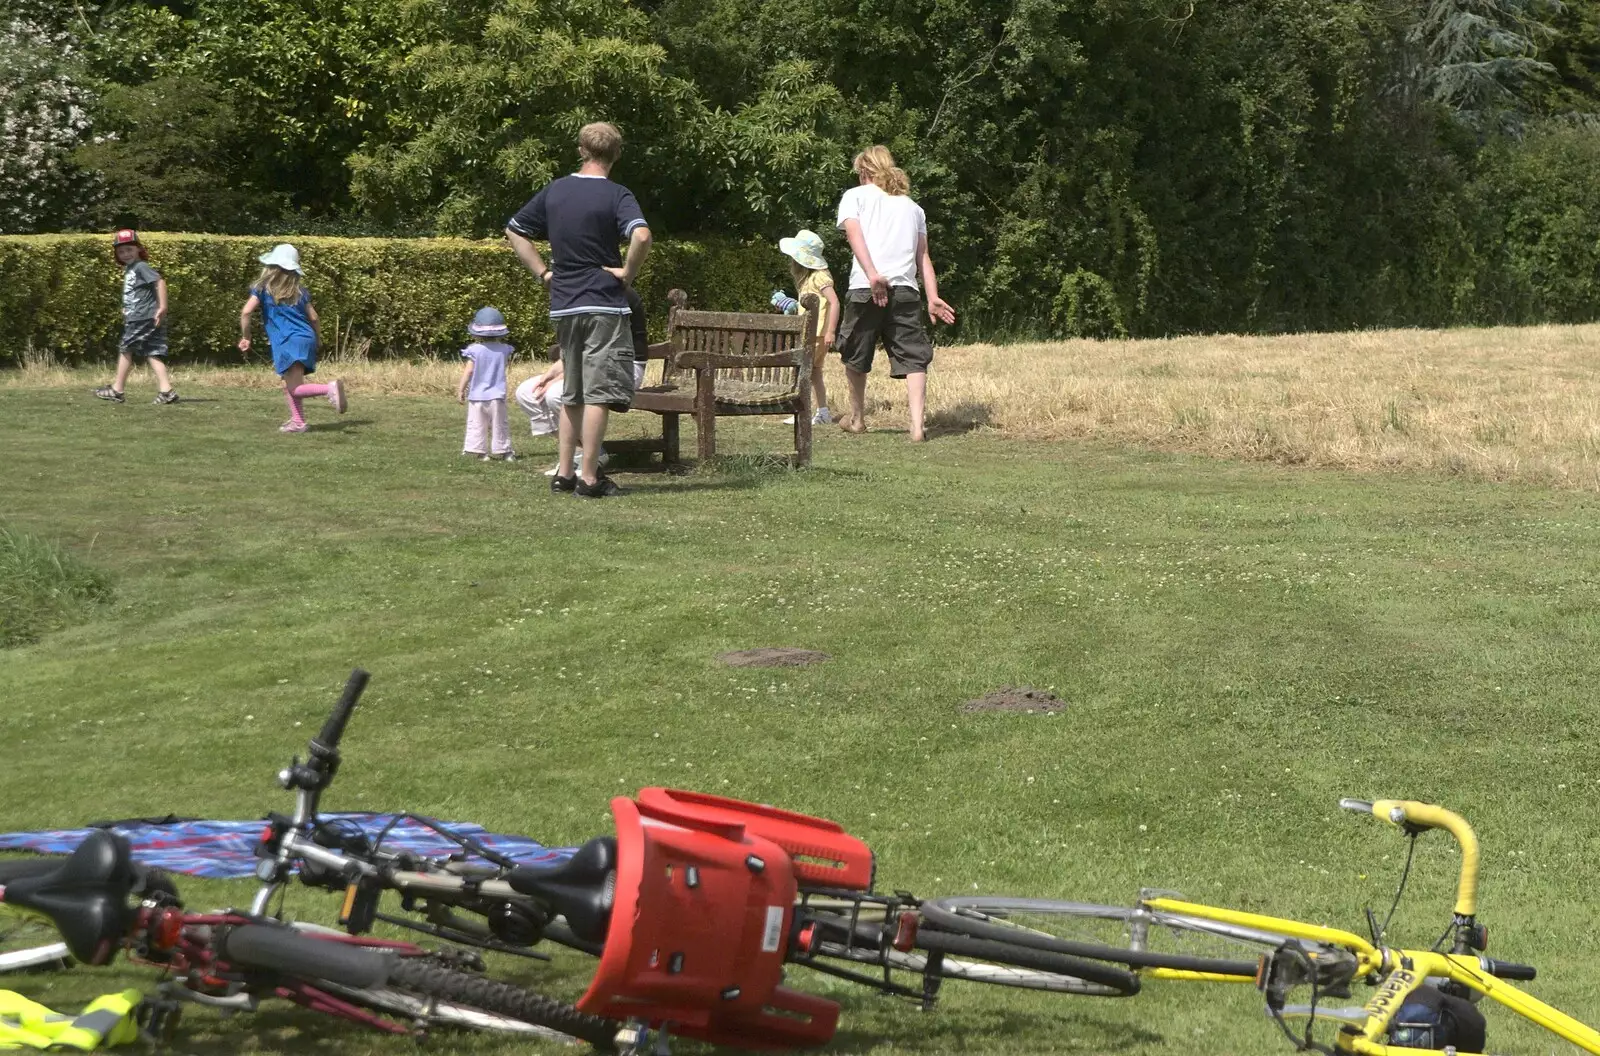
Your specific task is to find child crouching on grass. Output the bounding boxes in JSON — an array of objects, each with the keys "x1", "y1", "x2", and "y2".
[
  {"x1": 237, "y1": 244, "x2": 346, "y2": 433},
  {"x1": 95, "y1": 229, "x2": 179, "y2": 405},
  {"x1": 772, "y1": 229, "x2": 839, "y2": 425},
  {"x1": 458, "y1": 307, "x2": 516, "y2": 461}
]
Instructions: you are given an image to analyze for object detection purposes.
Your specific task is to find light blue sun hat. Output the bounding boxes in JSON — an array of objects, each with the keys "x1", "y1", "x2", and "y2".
[{"x1": 778, "y1": 229, "x2": 828, "y2": 270}]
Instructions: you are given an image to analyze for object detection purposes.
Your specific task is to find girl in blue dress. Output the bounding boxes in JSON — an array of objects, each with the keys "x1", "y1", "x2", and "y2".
[{"x1": 237, "y1": 244, "x2": 347, "y2": 432}]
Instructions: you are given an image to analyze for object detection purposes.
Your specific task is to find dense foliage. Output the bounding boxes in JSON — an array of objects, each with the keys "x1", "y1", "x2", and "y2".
[
  {"x1": 0, "y1": 233, "x2": 776, "y2": 362},
  {"x1": 9, "y1": 0, "x2": 1600, "y2": 337}
]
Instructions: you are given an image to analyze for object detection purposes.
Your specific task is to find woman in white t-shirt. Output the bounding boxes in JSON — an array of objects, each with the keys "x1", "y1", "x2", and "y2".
[{"x1": 834, "y1": 145, "x2": 956, "y2": 441}]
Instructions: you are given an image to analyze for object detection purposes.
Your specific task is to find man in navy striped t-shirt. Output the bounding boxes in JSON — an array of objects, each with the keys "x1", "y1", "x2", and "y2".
[{"x1": 506, "y1": 122, "x2": 652, "y2": 499}]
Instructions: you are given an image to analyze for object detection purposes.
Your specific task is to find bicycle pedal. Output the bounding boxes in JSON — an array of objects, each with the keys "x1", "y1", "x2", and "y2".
[
  {"x1": 613, "y1": 1019, "x2": 653, "y2": 1055},
  {"x1": 138, "y1": 997, "x2": 183, "y2": 1044}
]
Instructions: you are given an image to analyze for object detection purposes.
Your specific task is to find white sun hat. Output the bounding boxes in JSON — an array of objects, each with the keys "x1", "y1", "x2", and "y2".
[
  {"x1": 258, "y1": 243, "x2": 302, "y2": 273},
  {"x1": 778, "y1": 229, "x2": 828, "y2": 271}
]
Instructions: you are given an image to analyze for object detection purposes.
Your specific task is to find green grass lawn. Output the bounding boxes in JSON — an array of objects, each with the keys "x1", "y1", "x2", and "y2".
[{"x1": 2, "y1": 381, "x2": 1599, "y2": 1054}]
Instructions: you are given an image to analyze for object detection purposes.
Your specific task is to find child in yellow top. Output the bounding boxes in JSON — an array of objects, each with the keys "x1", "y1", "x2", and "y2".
[{"x1": 774, "y1": 229, "x2": 839, "y2": 424}]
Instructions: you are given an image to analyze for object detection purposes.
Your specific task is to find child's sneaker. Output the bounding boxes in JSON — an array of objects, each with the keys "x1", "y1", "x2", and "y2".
[
  {"x1": 498, "y1": 453, "x2": 518, "y2": 462},
  {"x1": 328, "y1": 379, "x2": 347, "y2": 413},
  {"x1": 280, "y1": 420, "x2": 308, "y2": 433},
  {"x1": 153, "y1": 390, "x2": 179, "y2": 405},
  {"x1": 812, "y1": 407, "x2": 832, "y2": 425},
  {"x1": 94, "y1": 385, "x2": 125, "y2": 403},
  {"x1": 478, "y1": 454, "x2": 492, "y2": 462},
  {"x1": 781, "y1": 415, "x2": 796, "y2": 425}
]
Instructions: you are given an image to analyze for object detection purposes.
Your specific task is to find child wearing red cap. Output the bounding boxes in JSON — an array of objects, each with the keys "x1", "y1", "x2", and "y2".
[{"x1": 95, "y1": 230, "x2": 178, "y2": 404}]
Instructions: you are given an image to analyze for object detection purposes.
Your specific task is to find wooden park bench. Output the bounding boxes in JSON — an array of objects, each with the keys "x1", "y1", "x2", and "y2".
[{"x1": 616, "y1": 289, "x2": 820, "y2": 468}]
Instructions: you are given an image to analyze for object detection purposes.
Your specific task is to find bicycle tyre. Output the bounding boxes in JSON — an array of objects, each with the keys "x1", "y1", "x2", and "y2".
[
  {"x1": 383, "y1": 957, "x2": 619, "y2": 1049},
  {"x1": 913, "y1": 930, "x2": 1140, "y2": 995},
  {"x1": 220, "y1": 924, "x2": 392, "y2": 989},
  {"x1": 923, "y1": 897, "x2": 1281, "y2": 978}
]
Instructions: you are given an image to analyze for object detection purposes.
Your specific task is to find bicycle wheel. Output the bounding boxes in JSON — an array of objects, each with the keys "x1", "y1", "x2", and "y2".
[
  {"x1": 922, "y1": 896, "x2": 1286, "y2": 979},
  {"x1": 0, "y1": 859, "x2": 71, "y2": 972},
  {"x1": 379, "y1": 957, "x2": 619, "y2": 1049},
  {"x1": 225, "y1": 923, "x2": 618, "y2": 1047}
]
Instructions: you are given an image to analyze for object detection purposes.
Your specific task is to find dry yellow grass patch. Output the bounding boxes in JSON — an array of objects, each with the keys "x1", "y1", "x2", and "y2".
[
  {"x1": 907, "y1": 323, "x2": 1600, "y2": 488},
  {"x1": 10, "y1": 323, "x2": 1600, "y2": 487}
]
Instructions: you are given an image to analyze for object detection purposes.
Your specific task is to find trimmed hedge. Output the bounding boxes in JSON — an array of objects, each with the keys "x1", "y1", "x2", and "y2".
[{"x1": 0, "y1": 234, "x2": 783, "y2": 364}]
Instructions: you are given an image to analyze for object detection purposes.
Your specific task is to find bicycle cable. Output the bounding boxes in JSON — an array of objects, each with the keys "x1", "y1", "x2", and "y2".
[
  {"x1": 369, "y1": 813, "x2": 521, "y2": 871},
  {"x1": 1428, "y1": 918, "x2": 1456, "y2": 953},
  {"x1": 1369, "y1": 832, "x2": 1419, "y2": 946},
  {"x1": 1265, "y1": 944, "x2": 1336, "y2": 1056}
]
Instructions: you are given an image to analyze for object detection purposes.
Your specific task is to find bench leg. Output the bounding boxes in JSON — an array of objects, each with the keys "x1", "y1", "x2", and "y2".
[
  {"x1": 796, "y1": 404, "x2": 812, "y2": 468},
  {"x1": 663, "y1": 414, "x2": 680, "y2": 465},
  {"x1": 696, "y1": 371, "x2": 716, "y2": 461}
]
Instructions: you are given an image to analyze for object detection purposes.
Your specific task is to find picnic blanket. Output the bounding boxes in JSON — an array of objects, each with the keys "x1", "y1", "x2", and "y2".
[{"x1": 0, "y1": 815, "x2": 574, "y2": 880}]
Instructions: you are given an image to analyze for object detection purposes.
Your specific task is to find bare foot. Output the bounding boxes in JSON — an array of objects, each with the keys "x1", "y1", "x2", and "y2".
[
  {"x1": 908, "y1": 431, "x2": 927, "y2": 443},
  {"x1": 839, "y1": 417, "x2": 867, "y2": 434}
]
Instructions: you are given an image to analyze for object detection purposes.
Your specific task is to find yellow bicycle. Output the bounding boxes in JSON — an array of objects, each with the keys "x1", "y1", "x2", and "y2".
[{"x1": 926, "y1": 798, "x2": 1600, "y2": 1054}]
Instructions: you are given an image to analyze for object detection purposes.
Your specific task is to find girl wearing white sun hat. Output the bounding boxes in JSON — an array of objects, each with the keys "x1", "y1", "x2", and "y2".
[
  {"x1": 773, "y1": 228, "x2": 839, "y2": 425},
  {"x1": 238, "y1": 243, "x2": 348, "y2": 433}
]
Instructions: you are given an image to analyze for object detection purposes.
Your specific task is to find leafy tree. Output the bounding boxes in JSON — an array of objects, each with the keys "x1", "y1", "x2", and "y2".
[
  {"x1": 1536, "y1": 0, "x2": 1600, "y2": 117},
  {"x1": 79, "y1": 0, "x2": 420, "y2": 220},
  {"x1": 347, "y1": 0, "x2": 711, "y2": 234},
  {"x1": 73, "y1": 75, "x2": 285, "y2": 230}
]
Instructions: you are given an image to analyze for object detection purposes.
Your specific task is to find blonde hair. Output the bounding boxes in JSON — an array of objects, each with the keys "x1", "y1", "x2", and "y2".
[
  {"x1": 256, "y1": 265, "x2": 303, "y2": 305},
  {"x1": 578, "y1": 122, "x2": 623, "y2": 166},
  {"x1": 853, "y1": 145, "x2": 910, "y2": 196}
]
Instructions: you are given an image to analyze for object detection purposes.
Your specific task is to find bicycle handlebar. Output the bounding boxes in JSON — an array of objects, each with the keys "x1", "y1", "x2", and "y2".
[
  {"x1": 1339, "y1": 797, "x2": 1480, "y2": 919},
  {"x1": 315, "y1": 669, "x2": 369, "y2": 752},
  {"x1": 1486, "y1": 957, "x2": 1536, "y2": 981}
]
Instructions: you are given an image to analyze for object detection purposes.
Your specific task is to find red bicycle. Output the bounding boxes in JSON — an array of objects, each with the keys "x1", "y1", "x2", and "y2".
[{"x1": 0, "y1": 825, "x2": 620, "y2": 1046}]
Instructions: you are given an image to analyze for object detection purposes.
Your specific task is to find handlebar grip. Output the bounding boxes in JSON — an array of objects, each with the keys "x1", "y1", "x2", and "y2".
[
  {"x1": 1486, "y1": 958, "x2": 1536, "y2": 981},
  {"x1": 315, "y1": 669, "x2": 369, "y2": 749},
  {"x1": 1338, "y1": 798, "x2": 1375, "y2": 815}
]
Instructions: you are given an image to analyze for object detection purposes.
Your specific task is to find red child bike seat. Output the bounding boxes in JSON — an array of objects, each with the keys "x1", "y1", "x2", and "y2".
[{"x1": 577, "y1": 789, "x2": 871, "y2": 1048}]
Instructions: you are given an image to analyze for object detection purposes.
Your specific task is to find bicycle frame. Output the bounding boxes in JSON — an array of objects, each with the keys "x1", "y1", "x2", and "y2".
[
  {"x1": 1145, "y1": 897, "x2": 1600, "y2": 1054},
  {"x1": 129, "y1": 905, "x2": 419, "y2": 1036},
  {"x1": 1135, "y1": 798, "x2": 1600, "y2": 1055}
]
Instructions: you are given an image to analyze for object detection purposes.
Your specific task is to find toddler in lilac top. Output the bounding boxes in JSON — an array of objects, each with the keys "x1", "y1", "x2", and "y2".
[{"x1": 458, "y1": 306, "x2": 516, "y2": 460}]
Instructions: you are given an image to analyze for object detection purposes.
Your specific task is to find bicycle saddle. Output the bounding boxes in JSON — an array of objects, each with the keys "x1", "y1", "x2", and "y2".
[
  {"x1": 0, "y1": 830, "x2": 135, "y2": 965},
  {"x1": 506, "y1": 835, "x2": 616, "y2": 943}
]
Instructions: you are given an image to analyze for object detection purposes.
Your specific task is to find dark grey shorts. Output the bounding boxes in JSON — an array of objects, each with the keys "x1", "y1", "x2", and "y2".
[
  {"x1": 555, "y1": 313, "x2": 636, "y2": 409},
  {"x1": 121, "y1": 319, "x2": 168, "y2": 358},
  {"x1": 836, "y1": 288, "x2": 933, "y2": 378}
]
